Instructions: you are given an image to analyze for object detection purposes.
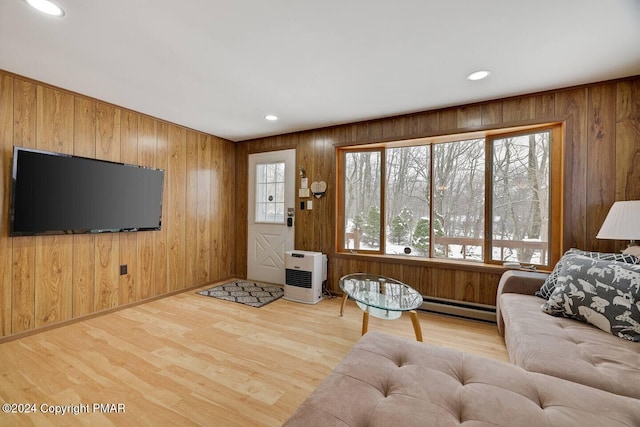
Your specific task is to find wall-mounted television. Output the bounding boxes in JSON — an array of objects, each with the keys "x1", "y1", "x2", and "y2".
[{"x1": 9, "y1": 146, "x2": 164, "y2": 236}]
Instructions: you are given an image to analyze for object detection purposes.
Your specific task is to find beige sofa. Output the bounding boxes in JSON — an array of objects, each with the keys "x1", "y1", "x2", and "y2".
[
  {"x1": 284, "y1": 332, "x2": 640, "y2": 426},
  {"x1": 285, "y1": 270, "x2": 640, "y2": 426},
  {"x1": 497, "y1": 270, "x2": 640, "y2": 400}
]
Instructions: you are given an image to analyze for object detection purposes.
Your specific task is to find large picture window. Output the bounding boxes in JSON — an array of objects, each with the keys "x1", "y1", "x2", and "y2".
[{"x1": 337, "y1": 124, "x2": 563, "y2": 268}]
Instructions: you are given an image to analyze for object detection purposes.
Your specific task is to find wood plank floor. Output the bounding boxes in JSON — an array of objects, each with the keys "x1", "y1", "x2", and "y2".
[{"x1": 0, "y1": 281, "x2": 509, "y2": 426}]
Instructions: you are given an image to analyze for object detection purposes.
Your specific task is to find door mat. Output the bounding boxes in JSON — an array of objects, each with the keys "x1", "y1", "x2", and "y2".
[{"x1": 196, "y1": 280, "x2": 284, "y2": 308}]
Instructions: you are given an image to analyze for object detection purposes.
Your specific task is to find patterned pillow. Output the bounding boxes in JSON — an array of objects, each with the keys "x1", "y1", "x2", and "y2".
[
  {"x1": 535, "y1": 248, "x2": 640, "y2": 299},
  {"x1": 541, "y1": 254, "x2": 640, "y2": 342}
]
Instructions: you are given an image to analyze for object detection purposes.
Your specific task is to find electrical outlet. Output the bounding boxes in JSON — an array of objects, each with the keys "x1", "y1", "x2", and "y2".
[{"x1": 120, "y1": 264, "x2": 127, "y2": 275}]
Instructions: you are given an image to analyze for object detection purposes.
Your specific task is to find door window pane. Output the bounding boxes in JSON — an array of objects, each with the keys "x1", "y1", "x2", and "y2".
[
  {"x1": 432, "y1": 139, "x2": 485, "y2": 261},
  {"x1": 492, "y1": 131, "x2": 550, "y2": 265},
  {"x1": 255, "y1": 162, "x2": 285, "y2": 223},
  {"x1": 344, "y1": 151, "x2": 381, "y2": 251}
]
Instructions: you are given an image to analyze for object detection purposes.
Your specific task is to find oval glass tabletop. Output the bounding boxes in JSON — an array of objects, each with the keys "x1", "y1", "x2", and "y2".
[{"x1": 339, "y1": 273, "x2": 423, "y2": 320}]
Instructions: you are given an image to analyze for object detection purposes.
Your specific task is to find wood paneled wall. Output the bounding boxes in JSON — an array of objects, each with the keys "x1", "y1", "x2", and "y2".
[
  {"x1": 0, "y1": 71, "x2": 237, "y2": 339},
  {"x1": 236, "y1": 76, "x2": 640, "y2": 306},
  {"x1": 2, "y1": 71, "x2": 636, "y2": 338}
]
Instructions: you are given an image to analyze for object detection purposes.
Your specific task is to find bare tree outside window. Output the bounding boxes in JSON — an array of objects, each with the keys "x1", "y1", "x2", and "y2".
[
  {"x1": 432, "y1": 139, "x2": 485, "y2": 260},
  {"x1": 344, "y1": 151, "x2": 381, "y2": 251},
  {"x1": 491, "y1": 131, "x2": 550, "y2": 264},
  {"x1": 385, "y1": 146, "x2": 430, "y2": 256}
]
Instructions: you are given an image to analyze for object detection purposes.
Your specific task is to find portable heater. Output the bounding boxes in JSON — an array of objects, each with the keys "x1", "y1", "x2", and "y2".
[{"x1": 284, "y1": 250, "x2": 327, "y2": 304}]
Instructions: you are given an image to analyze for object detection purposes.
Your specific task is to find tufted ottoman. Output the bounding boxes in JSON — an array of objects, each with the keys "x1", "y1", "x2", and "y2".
[{"x1": 284, "y1": 332, "x2": 640, "y2": 426}]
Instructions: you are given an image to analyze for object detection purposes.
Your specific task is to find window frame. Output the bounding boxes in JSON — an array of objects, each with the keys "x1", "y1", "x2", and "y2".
[
  {"x1": 485, "y1": 125, "x2": 563, "y2": 267},
  {"x1": 338, "y1": 147, "x2": 386, "y2": 254},
  {"x1": 336, "y1": 123, "x2": 564, "y2": 269}
]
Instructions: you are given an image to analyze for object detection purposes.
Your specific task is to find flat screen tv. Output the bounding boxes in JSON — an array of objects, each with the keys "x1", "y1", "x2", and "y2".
[{"x1": 9, "y1": 146, "x2": 164, "y2": 236}]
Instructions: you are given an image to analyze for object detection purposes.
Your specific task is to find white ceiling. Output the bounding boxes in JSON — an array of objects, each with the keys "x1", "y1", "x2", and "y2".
[{"x1": 1, "y1": 1, "x2": 639, "y2": 142}]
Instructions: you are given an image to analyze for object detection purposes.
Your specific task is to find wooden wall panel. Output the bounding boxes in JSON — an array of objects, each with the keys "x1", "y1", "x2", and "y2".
[
  {"x1": 72, "y1": 97, "x2": 96, "y2": 317},
  {"x1": 138, "y1": 116, "x2": 157, "y2": 168},
  {"x1": 0, "y1": 70, "x2": 237, "y2": 340},
  {"x1": 535, "y1": 93, "x2": 555, "y2": 119},
  {"x1": 452, "y1": 270, "x2": 479, "y2": 302},
  {"x1": 119, "y1": 111, "x2": 139, "y2": 305},
  {"x1": 354, "y1": 121, "x2": 383, "y2": 143},
  {"x1": 11, "y1": 238, "x2": 35, "y2": 333},
  {"x1": 556, "y1": 88, "x2": 588, "y2": 250},
  {"x1": 381, "y1": 117, "x2": 404, "y2": 140},
  {"x1": 138, "y1": 116, "x2": 157, "y2": 299},
  {"x1": 13, "y1": 79, "x2": 37, "y2": 147},
  {"x1": 196, "y1": 134, "x2": 211, "y2": 284},
  {"x1": 185, "y1": 131, "x2": 199, "y2": 287},
  {"x1": 11, "y1": 79, "x2": 37, "y2": 333},
  {"x1": 502, "y1": 97, "x2": 535, "y2": 122},
  {"x1": 94, "y1": 104, "x2": 121, "y2": 311},
  {"x1": 221, "y1": 139, "x2": 236, "y2": 277},
  {"x1": 234, "y1": 141, "x2": 249, "y2": 277},
  {"x1": 34, "y1": 87, "x2": 74, "y2": 327},
  {"x1": 479, "y1": 273, "x2": 502, "y2": 304},
  {"x1": 318, "y1": 135, "x2": 335, "y2": 256},
  {"x1": 238, "y1": 75, "x2": 640, "y2": 307},
  {"x1": 153, "y1": 122, "x2": 169, "y2": 295},
  {"x1": 457, "y1": 106, "x2": 482, "y2": 129},
  {"x1": 167, "y1": 126, "x2": 186, "y2": 292},
  {"x1": 210, "y1": 139, "x2": 222, "y2": 281},
  {"x1": 296, "y1": 133, "x2": 315, "y2": 251},
  {"x1": 0, "y1": 74, "x2": 13, "y2": 335},
  {"x1": 586, "y1": 84, "x2": 616, "y2": 252},
  {"x1": 438, "y1": 110, "x2": 456, "y2": 131},
  {"x1": 406, "y1": 112, "x2": 438, "y2": 137},
  {"x1": 34, "y1": 237, "x2": 73, "y2": 327},
  {"x1": 615, "y1": 80, "x2": 640, "y2": 202},
  {"x1": 481, "y1": 102, "x2": 502, "y2": 126}
]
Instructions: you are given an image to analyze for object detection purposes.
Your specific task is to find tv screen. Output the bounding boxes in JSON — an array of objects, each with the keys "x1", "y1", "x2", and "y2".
[{"x1": 9, "y1": 147, "x2": 164, "y2": 236}]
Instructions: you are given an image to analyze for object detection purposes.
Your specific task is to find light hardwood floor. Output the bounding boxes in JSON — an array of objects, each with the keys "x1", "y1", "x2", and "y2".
[{"x1": 0, "y1": 281, "x2": 508, "y2": 426}]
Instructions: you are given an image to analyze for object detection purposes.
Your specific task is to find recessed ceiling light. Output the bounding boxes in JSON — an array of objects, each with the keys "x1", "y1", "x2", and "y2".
[
  {"x1": 265, "y1": 115, "x2": 278, "y2": 121},
  {"x1": 467, "y1": 70, "x2": 491, "y2": 81},
  {"x1": 24, "y1": 0, "x2": 65, "y2": 17}
]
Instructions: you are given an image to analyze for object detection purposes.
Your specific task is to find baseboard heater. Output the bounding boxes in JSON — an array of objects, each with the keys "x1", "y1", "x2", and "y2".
[{"x1": 419, "y1": 296, "x2": 496, "y2": 323}]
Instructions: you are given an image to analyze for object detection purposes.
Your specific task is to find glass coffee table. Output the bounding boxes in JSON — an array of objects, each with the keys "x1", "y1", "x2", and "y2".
[{"x1": 339, "y1": 273, "x2": 423, "y2": 341}]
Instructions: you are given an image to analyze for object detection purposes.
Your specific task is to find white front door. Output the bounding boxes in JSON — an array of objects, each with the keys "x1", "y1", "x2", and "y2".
[{"x1": 247, "y1": 149, "x2": 296, "y2": 284}]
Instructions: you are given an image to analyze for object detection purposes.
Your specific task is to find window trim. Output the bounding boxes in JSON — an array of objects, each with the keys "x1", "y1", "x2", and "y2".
[
  {"x1": 484, "y1": 125, "x2": 563, "y2": 267},
  {"x1": 336, "y1": 122, "x2": 564, "y2": 268}
]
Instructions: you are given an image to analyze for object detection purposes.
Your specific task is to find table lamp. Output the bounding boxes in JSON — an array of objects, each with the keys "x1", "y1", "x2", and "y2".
[{"x1": 596, "y1": 200, "x2": 640, "y2": 257}]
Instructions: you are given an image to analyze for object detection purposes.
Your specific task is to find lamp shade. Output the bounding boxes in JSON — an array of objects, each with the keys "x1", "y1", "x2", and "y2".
[{"x1": 596, "y1": 201, "x2": 640, "y2": 240}]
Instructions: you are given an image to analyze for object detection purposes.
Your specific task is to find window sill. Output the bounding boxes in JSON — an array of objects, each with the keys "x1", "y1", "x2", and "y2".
[{"x1": 331, "y1": 251, "x2": 551, "y2": 275}]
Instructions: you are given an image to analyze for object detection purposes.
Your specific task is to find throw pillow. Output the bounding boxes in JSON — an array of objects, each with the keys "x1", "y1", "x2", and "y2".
[
  {"x1": 541, "y1": 254, "x2": 640, "y2": 342},
  {"x1": 535, "y1": 248, "x2": 640, "y2": 300}
]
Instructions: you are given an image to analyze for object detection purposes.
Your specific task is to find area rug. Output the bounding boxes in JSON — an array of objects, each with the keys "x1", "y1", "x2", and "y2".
[{"x1": 196, "y1": 280, "x2": 284, "y2": 308}]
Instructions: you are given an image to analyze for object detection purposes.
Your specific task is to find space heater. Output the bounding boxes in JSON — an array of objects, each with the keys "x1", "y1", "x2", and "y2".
[{"x1": 284, "y1": 250, "x2": 327, "y2": 304}]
